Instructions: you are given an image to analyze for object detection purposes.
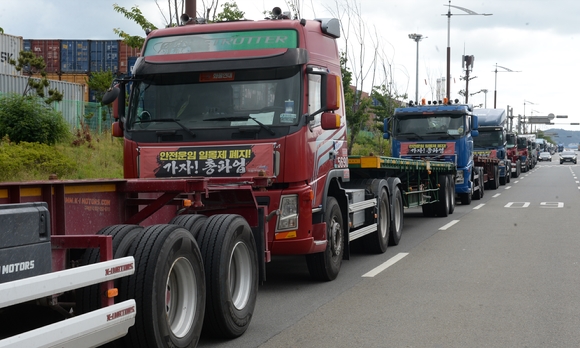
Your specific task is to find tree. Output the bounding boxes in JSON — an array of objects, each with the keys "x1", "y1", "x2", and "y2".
[
  {"x1": 113, "y1": 4, "x2": 158, "y2": 49},
  {"x1": 9, "y1": 51, "x2": 63, "y2": 105},
  {"x1": 214, "y1": 2, "x2": 245, "y2": 21},
  {"x1": 113, "y1": 1, "x2": 244, "y2": 49}
]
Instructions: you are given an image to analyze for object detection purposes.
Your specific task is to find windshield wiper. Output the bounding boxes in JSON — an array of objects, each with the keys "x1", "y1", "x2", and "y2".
[
  {"x1": 138, "y1": 118, "x2": 196, "y2": 138},
  {"x1": 204, "y1": 115, "x2": 275, "y2": 135},
  {"x1": 396, "y1": 132, "x2": 424, "y2": 140}
]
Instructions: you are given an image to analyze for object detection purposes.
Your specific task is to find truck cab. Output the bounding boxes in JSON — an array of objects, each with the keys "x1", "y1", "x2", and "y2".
[
  {"x1": 472, "y1": 108, "x2": 512, "y2": 185},
  {"x1": 386, "y1": 101, "x2": 479, "y2": 205}
]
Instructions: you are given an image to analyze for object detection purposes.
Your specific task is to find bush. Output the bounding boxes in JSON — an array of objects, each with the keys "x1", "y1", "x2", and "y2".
[
  {"x1": 0, "y1": 94, "x2": 70, "y2": 145},
  {"x1": 0, "y1": 139, "x2": 76, "y2": 181}
]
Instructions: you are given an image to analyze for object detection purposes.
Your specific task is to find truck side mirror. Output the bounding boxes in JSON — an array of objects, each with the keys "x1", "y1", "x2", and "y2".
[
  {"x1": 320, "y1": 112, "x2": 340, "y2": 130},
  {"x1": 383, "y1": 118, "x2": 390, "y2": 139},
  {"x1": 471, "y1": 115, "x2": 479, "y2": 130},
  {"x1": 112, "y1": 121, "x2": 124, "y2": 137},
  {"x1": 323, "y1": 73, "x2": 340, "y2": 111},
  {"x1": 102, "y1": 86, "x2": 120, "y2": 105}
]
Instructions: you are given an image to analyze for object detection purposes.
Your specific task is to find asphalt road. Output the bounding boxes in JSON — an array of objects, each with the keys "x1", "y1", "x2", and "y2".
[{"x1": 199, "y1": 157, "x2": 580, "y2": 348}]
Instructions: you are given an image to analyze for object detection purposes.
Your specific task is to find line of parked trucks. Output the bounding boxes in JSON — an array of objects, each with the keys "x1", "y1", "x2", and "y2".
[{"x1": 1, "y1": 5, "x2": 525, "y2": 348}]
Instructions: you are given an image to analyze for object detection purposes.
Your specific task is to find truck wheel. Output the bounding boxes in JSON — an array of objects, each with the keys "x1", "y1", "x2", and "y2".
[
  {"x1": 170, "y1": 214, "x2": 207, "y2": 239},
  {"x1": 447, "y1": 174, "x2": 456, "y2": 214},
  {"x1": 389, "y1": 187, "x2": 404, "y2": 246},
  {"x1": 120, "y1": 224, "x2": 205, "y2": 348},
  {"x1": 460, "y1": 182, "x2": 473, "y2": 205},
  {"x1": 197, "y1": 214, "x2": 258, "y2": 338},
  {"x1": 362, "y1": 188, "x2": 390, "y2": 254},
  {"x1": 306, "y1": 196, "x2": 344, "y2": 281},
  {"x1": 492, "y1": 165, "x2": 500, "y2": 190},
  {"x1": 435, "y1": 175, "x2": 450, "y2": 217},
  {"x1": 78, "y1": 224, "x2": 142, "y2": 314}
]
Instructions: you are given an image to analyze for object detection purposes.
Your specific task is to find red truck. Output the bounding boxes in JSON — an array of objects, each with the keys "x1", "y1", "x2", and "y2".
[{"x1": 0, "y1": 5, "x2": 457, "y2": 348}]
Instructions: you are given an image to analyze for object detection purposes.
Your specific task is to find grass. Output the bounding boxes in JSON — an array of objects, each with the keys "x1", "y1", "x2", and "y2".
[{"x1": 0, "y1": 131, "x2": 124, "y2": 182}]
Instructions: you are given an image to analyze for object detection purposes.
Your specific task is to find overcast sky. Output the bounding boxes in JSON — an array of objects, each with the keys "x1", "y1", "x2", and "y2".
[{"x1": 2, "y1": 0, "x2": 580, "y2": 132}]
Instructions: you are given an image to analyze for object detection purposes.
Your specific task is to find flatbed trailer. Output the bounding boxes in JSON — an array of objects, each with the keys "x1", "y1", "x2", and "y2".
[{"x1": 347, "y1": 155, "x2": 457, "y2": 221}]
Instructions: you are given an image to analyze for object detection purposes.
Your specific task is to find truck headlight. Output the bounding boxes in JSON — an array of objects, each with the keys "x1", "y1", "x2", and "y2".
[
  {"x1": 277, "y1": 195, "x2": 298, "y2": 231},
  {"x1": 455, "y1": 170, "x2": 464, "y2": 184}
]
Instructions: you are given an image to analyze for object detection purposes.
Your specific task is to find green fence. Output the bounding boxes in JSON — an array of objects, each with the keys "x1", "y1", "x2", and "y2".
[{"x1": 54, "y1": 99, "x2": 113, "y2": 134}]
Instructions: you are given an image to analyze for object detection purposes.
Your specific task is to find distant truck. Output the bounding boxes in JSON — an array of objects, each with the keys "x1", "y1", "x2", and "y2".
[
  {"x1": 517, "y1": 136, "x2": 532, "y2": 172},
  {"x1": 388, "y1": 101, "x2": 499, "y2": 205},
  {"x1": 506, "y1": 132, "x2": 521, "y2": 178},
  {"x1": 472, "y1": 108, "x2": 512, "y2": 185}
]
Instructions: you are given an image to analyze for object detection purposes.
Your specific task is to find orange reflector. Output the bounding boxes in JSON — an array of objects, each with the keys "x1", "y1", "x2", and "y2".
[
  {"x1": 107, "y1": 288, "x2": 119, "y2": 298},
  {"x1": 183, "y1": 199, "x2": 192, "y2": 207},
  {"x1": 275, "y1": 231, "x2": 297, "y2": 240}
]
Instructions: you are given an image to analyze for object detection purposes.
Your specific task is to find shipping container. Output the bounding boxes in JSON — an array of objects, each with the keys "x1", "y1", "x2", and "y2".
[
  {"x1": 61, "y1": 40, "x2": 89, "y2": 73},
  {"x1": 90, "y1": 40, "x2": 119, "y2": 73},
  {"x1": 118, "y1": 40, "x2": 141, "y2": 74},
  {"x1": 0, "y1": 33, "x2": 23, "y2": 75},
  {"x1": 24, "y1": 39, "x2": 61, "y2": 73},
  {"x1": 56, "y1": 73, "x2": 90, "y2": 102},
  {"x1": 0, "y1": 72, "x2": 85, "y2": 128}
]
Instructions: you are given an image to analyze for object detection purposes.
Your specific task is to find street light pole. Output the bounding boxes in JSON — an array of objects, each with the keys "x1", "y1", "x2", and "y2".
[
  {"x1": 408, "y1": 33, "x2": 425, "y2": 104},
  {"x1": 493, "y1": 63, "x2": 521, "y2": 108},
  {"x1": 523, "y1": 99, "x2": 536, "y2": 133},
  {"x1": 443, "y1": 1, "x2": 491, "y2": 102}
]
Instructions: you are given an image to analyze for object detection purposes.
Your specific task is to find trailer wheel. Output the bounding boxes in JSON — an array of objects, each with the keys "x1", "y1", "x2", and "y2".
[
  {"x1": 306, "y1": 196, "x2": 344, "y2": 281},
  {"x1": 120, "y1": 224, "x2": 205, "y2": 348},
  {"x1": 170, "y1": 214, "x2": 207, "y2": 239},
  {"x1": 362, "y1": 188, "x2": 390, "y2": 254},
  {"x1": 447, "y1": 175, "x2": 456, "y2": 214},
  {"x1": 77, "y1": 224, "x2": 142, "y2": 314},
  {"x1": 389, "y1": 187, "x2": 404, "y2": 246},
  {"x1": 197, "y1": 214, "x2": 258, "y2": 338},
  {"x1": 435, "y1": 175, "x2": 450, "y2": 217}
]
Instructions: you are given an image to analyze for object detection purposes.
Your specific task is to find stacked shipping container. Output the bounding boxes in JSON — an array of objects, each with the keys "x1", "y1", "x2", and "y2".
[{"x1": 14, "y1": 39, "x2": 141, "y2": 102}]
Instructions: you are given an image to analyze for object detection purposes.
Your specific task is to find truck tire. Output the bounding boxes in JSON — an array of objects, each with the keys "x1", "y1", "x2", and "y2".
[
  {"x1": 512, "y1": 160, "x2": 519, "y2": 178},
  {"x1": 361, "y1": 187, "x2": 390, "y2": 254},
  {"x1": 306, "y1": 196, "x2": 344, "y2": 281},
  {"x1": 491, "y1": 165, "x2": 500, "y2": 190},
  {"x1": 120, "y1": 224, "x2": 205, "y2": 348},
  {"x1": 197, "y1": 214, "x2": 258, "y2": 338},
  {"x1": 78, "y1": 224, "x2": 142, "y2": 315},
  {"x1": 170, "y1": 214, "x2": 207, "y2": 239},
  {"x1": 447, "y1": 174, "x2": 456, "y2": 214},
  {"x1": 473, "y1": 168, "x2": 483, "y2": 200},
  {"x1": 389, "y1": 187, "x2": 404, "y2": 246},
  {"x1": 460, "y1": 182, "x2": 473, "y2": 205},
  {"x1": 435, "y1": 175, "x2": 450, "y2": 217}
]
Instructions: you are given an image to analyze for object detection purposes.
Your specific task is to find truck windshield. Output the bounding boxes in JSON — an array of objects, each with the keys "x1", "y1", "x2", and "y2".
[
  {"x1": 393, "y1": 114, "x2": 465, "y2": 139},
  {"x1": 127, "y1": 67, "x2": 301, "y2": 133},
  {"x1": 474, "y1": 130, "x2": 503, "y2": 148}
]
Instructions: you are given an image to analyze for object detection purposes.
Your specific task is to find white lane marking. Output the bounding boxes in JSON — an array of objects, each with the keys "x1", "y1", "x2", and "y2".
[
  {"x1": 473, "y1": 204, "x2": 485, "y2": 210},
  {"x1": 362, "y1": 252, "x2": 409, "y2": 278},
  {"x1": 513, "y1": 180, "x2": 519, "y2": 184},
  {"x1": 439, "y1": 220, "x2": 460, "y2": 230},
  {"x1": 505, "y1": 186, "x2": 512, "y2": 189},
  {"x1": 492, "y1": 193, "x2": 501, "y2": 198}
]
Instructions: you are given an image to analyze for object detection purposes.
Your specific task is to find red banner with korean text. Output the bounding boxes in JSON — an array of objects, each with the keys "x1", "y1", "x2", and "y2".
[
  {"x1": 400, "y1": 142, "x2": 456, "y2": 156},
  {"x1": 139, "y1": 144, "x2": 275, "y2": 178}
]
